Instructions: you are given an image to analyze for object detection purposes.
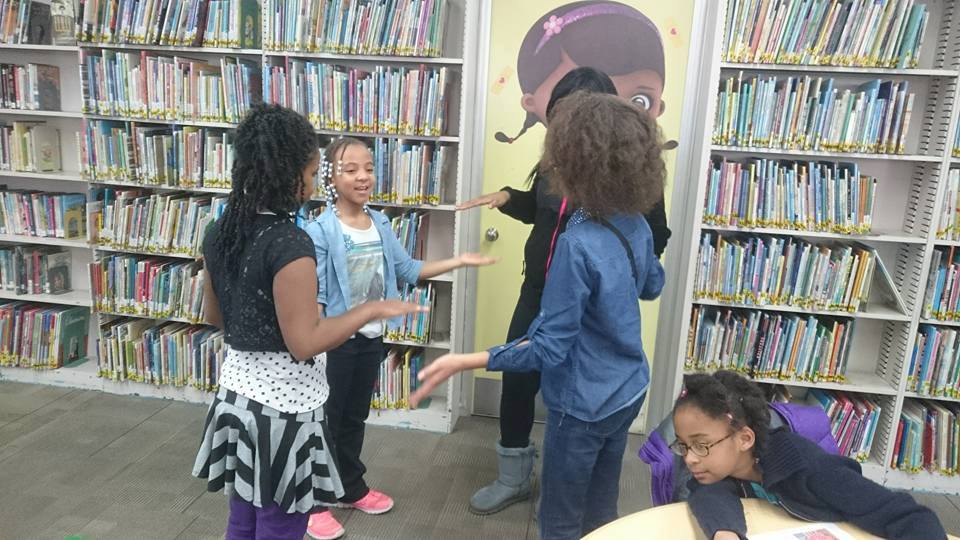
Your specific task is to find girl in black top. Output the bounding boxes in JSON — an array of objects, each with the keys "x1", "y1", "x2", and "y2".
[
  {"x1": 192, "y1": 104, "x2": 423, "y2": 540},
  {"x1": 457, "y1": 67, "x2": 671, "y2": 515}
]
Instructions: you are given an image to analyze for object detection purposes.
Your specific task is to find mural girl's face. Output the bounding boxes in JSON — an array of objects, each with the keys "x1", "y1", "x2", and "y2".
[{"x1": 519, "y1": 50, "x2": 665, "y2": 125}]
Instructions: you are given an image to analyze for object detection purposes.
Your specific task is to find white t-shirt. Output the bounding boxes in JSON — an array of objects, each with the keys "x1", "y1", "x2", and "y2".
[{"x1": 340, "y1": 219, "x2": 385, "y2": 338}]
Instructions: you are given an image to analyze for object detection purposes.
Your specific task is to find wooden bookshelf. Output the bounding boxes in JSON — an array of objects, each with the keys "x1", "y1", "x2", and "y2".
[
  {"x1": 652, "y1": 0, "x2": 960, "y2": 494},
  {"x1": 0, "y1": 0, "x2": 482, "y2": 434}
]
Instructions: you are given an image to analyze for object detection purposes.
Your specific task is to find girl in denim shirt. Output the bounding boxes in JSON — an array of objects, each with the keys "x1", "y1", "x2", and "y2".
[
  {"x1": 411, "y1": 92, "x2": 666, "y2": 540},
  {"x1": 302, "y1": 137, "x2": 495, "y2": 540}
]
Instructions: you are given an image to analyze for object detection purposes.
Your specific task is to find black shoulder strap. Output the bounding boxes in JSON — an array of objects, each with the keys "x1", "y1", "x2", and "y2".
[{"x1": 596, "y1": 216, "x2": 638, "y2": 283}]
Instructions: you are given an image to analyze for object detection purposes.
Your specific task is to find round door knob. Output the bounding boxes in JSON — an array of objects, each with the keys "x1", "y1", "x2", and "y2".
[{"x1": 485, "y1": 227, "x2": 500, "y2": 242}]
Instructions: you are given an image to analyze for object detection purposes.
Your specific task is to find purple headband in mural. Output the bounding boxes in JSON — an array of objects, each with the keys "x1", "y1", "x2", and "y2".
[{"x1": 535, "y1": 3, "x2": 661, "y2": 55}]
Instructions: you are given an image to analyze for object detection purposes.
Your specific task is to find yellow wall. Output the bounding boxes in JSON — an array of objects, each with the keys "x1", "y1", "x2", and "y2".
[{"x1": 470, "y1": 0, "x2": 695, "y2": 405}]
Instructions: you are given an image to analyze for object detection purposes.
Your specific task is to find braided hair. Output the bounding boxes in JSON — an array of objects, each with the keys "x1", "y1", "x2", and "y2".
[
  {"x1": 215, "y1": 104, "x2": 318, "y2": 276},
  {"x1": 674, "y1": 371, "x2": 771, "y2": 455}
]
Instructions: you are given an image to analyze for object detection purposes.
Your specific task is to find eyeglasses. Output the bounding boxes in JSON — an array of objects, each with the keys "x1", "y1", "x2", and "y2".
[{"x1": 669, "y1": 433, "x2": 733, "y2": 458}]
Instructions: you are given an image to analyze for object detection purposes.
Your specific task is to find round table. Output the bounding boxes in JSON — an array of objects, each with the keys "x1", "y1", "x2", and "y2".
[{"x1": 583, "y1": 498, "x2": 960, "y2": 539}]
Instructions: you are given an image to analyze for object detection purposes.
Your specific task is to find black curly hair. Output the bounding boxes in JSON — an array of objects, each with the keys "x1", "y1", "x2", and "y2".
[
  {"x1": 215, "y1": 104, "x2": 319, "y2": 275},
  {"x1": 674, "y1": 371, "x2": 771, "y2": 455}
]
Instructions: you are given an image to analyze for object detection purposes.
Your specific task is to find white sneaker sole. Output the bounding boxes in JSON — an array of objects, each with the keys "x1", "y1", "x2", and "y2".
[{"x1": 336, "y1": 501, "x2": 394, "y2": 515}]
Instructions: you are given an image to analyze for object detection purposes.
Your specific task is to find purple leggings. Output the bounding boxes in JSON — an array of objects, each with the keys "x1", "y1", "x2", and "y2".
[{"x1": 226, "y1": 494, "x2": 310, "y2": 540}]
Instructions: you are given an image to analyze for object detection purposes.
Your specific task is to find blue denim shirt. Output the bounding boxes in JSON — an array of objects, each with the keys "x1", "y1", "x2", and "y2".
[
  {"x1": 488, "y1": 209, "x2": 665, "y2": 422},
  {"x1": 302, "y1": 207, "x2": 423, "y2": 330}
]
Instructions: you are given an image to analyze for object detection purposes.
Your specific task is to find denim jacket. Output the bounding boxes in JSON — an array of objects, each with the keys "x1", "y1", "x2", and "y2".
[
  {"x1": 487, "y1": 209, "x2": 665, "y2": 422},
  {"x1": 302, "y1": 207, "x2": 423, "y2": 330}
]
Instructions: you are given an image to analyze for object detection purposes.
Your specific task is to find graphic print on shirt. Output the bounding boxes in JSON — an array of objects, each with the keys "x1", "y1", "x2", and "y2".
[{"x1": 345, "y1": 233, "x2": 385, "y2": 306}]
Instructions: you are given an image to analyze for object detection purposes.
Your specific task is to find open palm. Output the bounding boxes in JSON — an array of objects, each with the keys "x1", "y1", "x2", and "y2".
[{"x1": 460, "y1": 252, "x2": 498, "y2": 267}]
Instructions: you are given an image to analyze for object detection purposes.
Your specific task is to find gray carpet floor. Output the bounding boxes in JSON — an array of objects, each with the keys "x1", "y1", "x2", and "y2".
[{"x1": 0, "y1": 381, "x2": 958, "y2": 540}]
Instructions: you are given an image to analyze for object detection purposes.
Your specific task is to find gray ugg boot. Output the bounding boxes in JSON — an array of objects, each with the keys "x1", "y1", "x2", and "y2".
[{"x1": 469, "y1": 441, "x2": 537, "y2": 515}]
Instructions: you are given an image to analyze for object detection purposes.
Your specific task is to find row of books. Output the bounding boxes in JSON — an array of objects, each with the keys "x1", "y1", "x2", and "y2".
[
  {"x1": 686, "y1": 305, "x2": 854, "y2": 383},
  {"x1": 807, "y1": 388, "x2": 882, "y2": 461},
  {"x1": 0, "y1": 189, "x2": 86, "y2": 239},
  {"x1": 371, "y1": 346, "x2": 424, "y2": 410},
  {"x1": 954, "y1": 122, "x2": 960, "y2": 158},
  {"x1": 79, "y1": 120, "x2": 234, "y2": 188},
  {"x1": 79, "y1": 50, "x2": 261, "y2": 124},
  {"x1": 0, "y1": 0, "x2": 76, "y2": 45},
  {"x1": 936, "y1": 169, "x2": 960, "y2": 241},
  {"x1": 0, "y1": 302, "x2": 89, "y2": 369},
  {"x1": 0, "y1": 244, "x2": 72, "y2": 295},
  {"x1": 97, "y1": 316, "x2": 224, "y2": 389},
  {"x1": 922, "y1": 247, "x2": 960, "y2": 320},
  {"x1": 386, "y1": 283, "x2": 435, "y2": 344},
  {"x1": 721, "y1": 0, "x2": 930, "y2": 68},
  {"x1": 265, "y1": 61, "x2": 450, "y2": 137},
  {"x1": 264, "y1": 0, "x2": 448, "y2": 57},
  {"x1": 370, "y1": 138, "x2": 448, "y2": 205},
  {"x1": 892, "y1": 399, "x2": 960, "y2": 475},
  {"x1": 77, "y1": 0, "x2": 261, "y2": 48},
  {"x1": 0, "y1": 122, "x2": 62, "y2": 172},
  {"x1": 391, "y1": 210, "x2": 428, "y2": 259},
  {"x1": 0, "y1": 63, "x2": 61, "y2": 111},
  {"x1": 89, "y1": 254, "x2": 205, "y2": 322},
  {"x1": 714, "y1": 74, "x2": 914, "y2": 154},
  {"x1": 909, "y1": 325, "x2": 960, "y2": 399},
  {"x1": 704, "y1": 157, "x2": 877, "y2": 234},
  {"x1": 694, "y1": 233, "x2": 894, "y2": 313},
  {"x1": 88, "y1": 188, "x2": 226, "y2": 257}
]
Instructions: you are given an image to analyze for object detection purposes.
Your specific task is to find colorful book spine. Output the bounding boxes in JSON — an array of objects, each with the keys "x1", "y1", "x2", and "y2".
[
  {"x1": 921, "y1": 247, "x2": 960, "y2": 320},
  {"x1": 265, "y1": 60, "x2": 449, "y2": 137},
  {"x1": 0, "y1": 190, "x2": 87, "y2": 240},
  {"x1": 97, "y1": 316, "x2": 225, "y2": 389},
  {"x1": 694, "y1": 232, "x2": 877, "y2": 313},
  {"x1": 0, "y1": 244, "x2": 73, "y2": 295},
  {"x1": 0, "y1": 121, "x2": 64, "y2": 173},
  {"x1": 722, "y1": 0, "x2": 930, "y2": 68},
  {"x1": 371, "y1": 346, "x2": 424, "y2": 410},
  {"x1": 0, "y1": 302, "x2": 90, "y2": 369},
  {"x1": 892, "y1": 399, "x2": 960, "y2": 475},
  {"x1": 714, "y1": 74, "x2": 914, "y2": 155},
  {"x1": 0, "y1": 62, "x2": 61, "y2": 111},
  {"x1": 806, "y1": 388, "x2": 882, "y2": 462},
  {"x1": 685, "y1": 304, "x2": 854, "y2": 383},
  {"x1": 387, "y1": 282, "x2": 435, "y2": 344},
  {"x1": 89, "y1": 253, "x2": 206, "y2": 322},
  {"x1": 705, "y1": 156, "x2": 876, "y2": 234},
  {"x1": 264, "y1": 0, "x2": 447, "y2": 57},
  {"x1": 937, "y1": 169, "x2": 960, "y2": 240},
  {"x1": 908, "y1": 325, "x2": 960, "y2": 399}
]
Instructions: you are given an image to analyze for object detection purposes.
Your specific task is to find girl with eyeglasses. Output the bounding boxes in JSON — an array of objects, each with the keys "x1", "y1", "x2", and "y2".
[{"x1": 672, "y1": 371, "x2": 945, "y2": 540}]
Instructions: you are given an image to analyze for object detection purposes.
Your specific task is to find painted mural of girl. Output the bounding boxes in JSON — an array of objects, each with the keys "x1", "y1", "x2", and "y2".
[{"x1": 458, "y1": 0, "x2": 673, "y2": 516}]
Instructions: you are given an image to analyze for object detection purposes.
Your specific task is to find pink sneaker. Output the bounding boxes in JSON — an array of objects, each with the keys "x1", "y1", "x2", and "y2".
[
  {"x1": 341, "y1": 488, "x2": 394, "y2": 514},
  {"x1": 306, "y1": 511, "x2": 344, "y2": 540}
]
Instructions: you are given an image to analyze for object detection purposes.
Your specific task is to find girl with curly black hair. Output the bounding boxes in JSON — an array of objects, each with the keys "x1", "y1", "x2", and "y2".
[
  {"x1": 672, "y1": 371, "x2": 945, "y2": 540},
  {"x1": 409, "y1": 92, "x2": 666, "y2": 540},
  {"x1": 191, "y1": 104, "x2": 424, "y2": 540}
]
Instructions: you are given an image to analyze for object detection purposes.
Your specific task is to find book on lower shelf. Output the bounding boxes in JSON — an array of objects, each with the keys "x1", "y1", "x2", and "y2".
[
  {"x1": 805, "y1": 388, "x2": 882, "y2": 462},
  {"x1": 0, "y1": 244, "x2": 72, "y2": 294},
  {"x1": 694, "y1": 232, "x2": 906, "y2": 315},
  {"x1": 721, "y1": 0, "x2": 930, "y2": 69},
  {"x1": 891, "y1": 399, "x2": 960, "y2": 476},
  {"x1": 97, "y1": 316, "x2": 224, "y2": 389},
  {"x1": 386, "y1": 283, "x2": 436, "y2": 344},
  {"x1": 0, "y1": 301, "x2": 89, "y2": 368},
  {"x1": 0, "y1": 189, "x2": 85, "y2": 239},
  {"x1": 0, "y1": 121, "x2": 63, "y2": 172},
  {"x1": 371, "y1": 346, "x2": 427, "y2": 410},
  {"x1": 714, "y1": 74, "x2": 915, "y2": 155},
  {"x1": 908, "y1": 325, "x2": 960, "y2": 399},
  {"x1": 86, "y1": 187, "x2": 226, "y2": 256},
  {"x1": 264, "y1": 60, "x2": 450, "y2": 137},
  {"x1": 89, "y1": 253, "x2": 205, "y2": 321},
  {"x1": 0, "y1": 62, "x2": 61, "y2": 110},
  {"x1": 922, "y1": 246, "x2": 960, "y2": 320},
  {"x1": 263, "y1": 0, "x2": 448, "y2": 57},
  {"x1": 937, "y1": 169, "x2": 960, "y2": 240},
  {"x1": 686, "y1": 304, "x2": 855, "y2": 383},
  {"x1": 704, "y1": 157, "x2": 877, "y2": 234}
]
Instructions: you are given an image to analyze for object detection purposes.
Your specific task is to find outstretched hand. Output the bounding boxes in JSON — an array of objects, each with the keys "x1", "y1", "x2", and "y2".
[
  {"x1": 410, "y1": 352, "x2": 489, "y2": 408},
  {"x1": 459, "y1": 252, "x2": 499, "y2": 268},
  {"x1": 456, "y1": 190, "x2": 510, "y2": 211},
  {"x1": 372, "y1": 300, "x2": 429, "y2": 320}
]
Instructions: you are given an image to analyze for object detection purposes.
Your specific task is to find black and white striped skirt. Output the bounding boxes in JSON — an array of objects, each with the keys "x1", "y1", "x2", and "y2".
[{"x1": 192, "y1": 387, "x2": 344, "y2": 513}]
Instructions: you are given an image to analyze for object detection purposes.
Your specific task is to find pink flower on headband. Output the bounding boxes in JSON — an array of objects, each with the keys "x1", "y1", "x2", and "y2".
[
  {"x1": 543, "y1": 15, "x2": 564, "y2": 37},
  {"x1": 678, "y1": 388, "x2": 688, "y2": 398}
]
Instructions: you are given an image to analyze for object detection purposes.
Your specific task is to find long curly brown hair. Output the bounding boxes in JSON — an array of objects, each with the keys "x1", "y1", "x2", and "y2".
[{"x1": 541, "y1": 91, "x2": 665, "y2": 216}]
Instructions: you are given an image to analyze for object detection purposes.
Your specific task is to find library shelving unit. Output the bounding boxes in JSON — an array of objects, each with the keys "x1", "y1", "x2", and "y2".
[
  {"x1": 0, "y1": 0, "x2": 484, "y2": 435},
  {"x1": 653, "y1": 0, "x2": 960, "y2": 494}
]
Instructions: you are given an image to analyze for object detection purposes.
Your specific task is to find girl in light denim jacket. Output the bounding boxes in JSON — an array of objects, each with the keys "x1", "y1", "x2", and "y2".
[
  {"x1": 302, "y1": 137, "x2": 495, "y2": 540},
  {"x1": 410, "y1": 92, "x2": 666, "y2": 540}
]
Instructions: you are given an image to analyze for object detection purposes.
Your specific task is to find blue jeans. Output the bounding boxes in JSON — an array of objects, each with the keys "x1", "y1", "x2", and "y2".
[{"x1": 539, "y1": 396, "x2": 644, "y2": 540}]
